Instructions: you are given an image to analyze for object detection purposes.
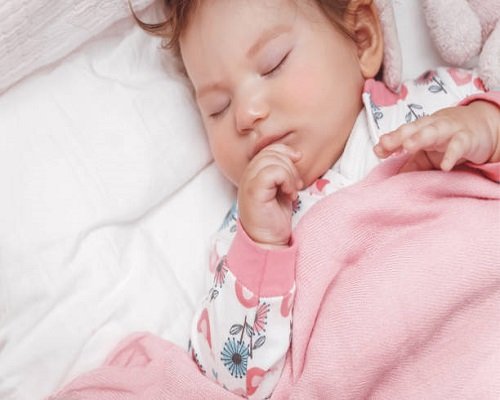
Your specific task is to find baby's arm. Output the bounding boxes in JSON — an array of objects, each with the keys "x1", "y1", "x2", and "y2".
[
  {"x1": 374, "y1": 97, "x2": 500, "y2": 172},
  {"x1": 373, "y1": 67, "x2": 500, "y2": 172},
  {"x1": 190, "y1": 144, "x2": 299, "y2": 398},
  {"x1": 190, "y1": 246, "x2": 295, "y2": 399}
]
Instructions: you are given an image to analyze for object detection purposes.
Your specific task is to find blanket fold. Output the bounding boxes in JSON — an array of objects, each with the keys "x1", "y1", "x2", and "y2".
[{"x1": 49, "y1": 157, "x2": 500, "y2": 400}]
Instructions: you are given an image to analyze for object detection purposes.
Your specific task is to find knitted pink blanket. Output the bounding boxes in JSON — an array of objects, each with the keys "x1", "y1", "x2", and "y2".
[{"x1": 49, "y1": 157, "x2": 500, "y2": 399}]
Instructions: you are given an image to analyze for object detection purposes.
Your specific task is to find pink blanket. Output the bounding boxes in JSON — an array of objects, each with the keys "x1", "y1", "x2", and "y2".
[{"x1": 49, "y1": 157, "x2": 500, "y2": 399}]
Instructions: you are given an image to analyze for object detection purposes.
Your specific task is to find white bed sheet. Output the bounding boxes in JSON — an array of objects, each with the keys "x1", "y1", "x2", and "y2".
[
  {"x1": 0, "y1": 16, "x2": 234, "y2": 400},
  {"x1": 0, "y1": 2, "x2": 444, "y2": 399}
]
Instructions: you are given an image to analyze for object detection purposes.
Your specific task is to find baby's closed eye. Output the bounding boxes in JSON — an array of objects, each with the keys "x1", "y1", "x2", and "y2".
[{"x1": 261, "y1": 49, "x2": 291, "y2": 77}]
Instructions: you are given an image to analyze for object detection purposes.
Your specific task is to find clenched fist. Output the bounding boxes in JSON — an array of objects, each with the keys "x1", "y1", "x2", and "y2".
[{"x1": 238, "y1": 144, "x2": 303, "y2": 250}]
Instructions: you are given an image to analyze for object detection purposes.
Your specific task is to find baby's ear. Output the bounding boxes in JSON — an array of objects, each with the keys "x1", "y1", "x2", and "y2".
[{"x1": 348, "y1": 0, "x2": 385, "y2": 81}]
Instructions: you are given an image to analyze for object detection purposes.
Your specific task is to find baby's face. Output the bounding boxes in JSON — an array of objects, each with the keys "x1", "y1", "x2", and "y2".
[{"x1": 180, "y1": 0, "x2": 365, "y2": 187}]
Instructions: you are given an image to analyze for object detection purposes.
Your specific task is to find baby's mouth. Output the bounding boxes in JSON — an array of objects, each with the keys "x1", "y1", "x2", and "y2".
[{"x1": 251, "y1": 131, "x2": 294, "y2": 158}]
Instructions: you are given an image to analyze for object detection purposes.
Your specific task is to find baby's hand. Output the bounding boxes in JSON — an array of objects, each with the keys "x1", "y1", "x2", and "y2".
[
  {"x1": 238, "y1": 144, "x2": 303, "y2": 250},
  {"x1": 374, "y1": 101, "x2": 500, "y2": 172}
]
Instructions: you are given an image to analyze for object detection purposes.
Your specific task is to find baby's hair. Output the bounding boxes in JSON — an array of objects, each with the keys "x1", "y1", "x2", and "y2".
[{"x1": 131, "y1": 0, "x2": 358, "y2": 58}]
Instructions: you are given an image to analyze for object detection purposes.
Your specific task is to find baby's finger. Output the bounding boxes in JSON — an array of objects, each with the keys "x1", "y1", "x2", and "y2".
[
  {"x1": 251, "y1": 152, "x2": 302, "y2": 191},
  {"x1": 256, "y1": 147, "x2": 303, "y2": 188},
  {"x1": 278, "y1": 172, "x2": 299, "y2": 200},
  {"x1": 375, "y1": 117, "x2": 433, "y2": 157},
  {"x1": 440, "y1": 131, "x2": 470, "y2": 171},
  {"x1": 402, "y1": 121, "x2": 452, "y2": 154},
  {"x1": 255, "y1": 163, "x2": 298, "y2": 202},
  {"x1": 261, "y1": 143, "x2": 302, "y2": 162}
]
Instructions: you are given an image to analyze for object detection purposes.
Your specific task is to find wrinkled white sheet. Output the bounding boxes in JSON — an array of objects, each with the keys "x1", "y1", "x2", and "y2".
[
  {"x1": 0, "y1": 18, "x2": 233, "y2": 400},
  {"x1": 0, "y1": 1, "x2": 444, "y2": 399}
]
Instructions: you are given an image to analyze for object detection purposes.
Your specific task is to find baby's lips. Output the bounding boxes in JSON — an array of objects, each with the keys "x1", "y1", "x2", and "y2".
[{"x1": 252, "y1": 131, "x2": 295, "y2": 158}]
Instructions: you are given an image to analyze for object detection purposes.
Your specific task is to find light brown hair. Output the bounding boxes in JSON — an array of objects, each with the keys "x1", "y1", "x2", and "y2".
[{"x1": 131, "y1": 0, "x2": 358, "y2": 58}]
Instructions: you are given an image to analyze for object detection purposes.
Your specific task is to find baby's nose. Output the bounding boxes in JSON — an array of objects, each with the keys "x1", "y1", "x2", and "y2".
[{"x1": 235, "y1": 94, "x2": 270, "y2": 134}]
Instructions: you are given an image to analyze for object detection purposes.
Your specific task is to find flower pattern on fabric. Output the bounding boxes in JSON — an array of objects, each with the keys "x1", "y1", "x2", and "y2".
[
  {"x1": 416, "y1": 70, "x2": 447, "y2": 94},
  {"x1": 405, "y1": 103, "x2": 426, "y2": 123},
  {"x1": 369, "y1": 96, "x2": 384, "y2": 129},
  {"x1": 196, "y1": 308, "x2": 212, "y2": 349},
  {"x1": 214, "y1": 256, "x2": 228, "y2": 288},
  {"x1": 307, "y1": 178, "x2": 330, "y2": 196},
  {"x1": 292, "y1": 197, "x2": 302, "y2": 215},
  {"x1": 365, "y1": 79, "x2": 409, "y2": 106},
  {"x1": 235, "y1": 280, "x2": 259, "y2": 308},
  {"x1": 246, "y1": 367, "x2": 267, "y2": 396},
  {"x1": 220, "y1": 202, "x2": 238, "y2": 233},
  {"x1": 446, "y1": 68, "x2": 472, "y2": 86},
  {"x1": 191, "y1": 348, "x2": 206, "y2": 375},
  {"x1": 253, "y1": 302, "x2": 270, "y2": 335},
  {"x1": 280, "y1": 291, "x2": 294, "y2": 318},
  {"x1": 221, "y1": 337, "x2": 249, "y2": 379},
  {"x1": 416, "y1": 70, "x2": 438, "y2": 86}
]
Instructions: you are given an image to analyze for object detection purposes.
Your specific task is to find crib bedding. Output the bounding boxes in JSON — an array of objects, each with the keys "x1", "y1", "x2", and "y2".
[{"x1": 0, "y1": 1, "x2": 444, "y2": 400}]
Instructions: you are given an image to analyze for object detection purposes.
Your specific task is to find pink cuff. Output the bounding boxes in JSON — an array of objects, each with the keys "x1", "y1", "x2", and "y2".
[
  {"x1": 458, "y1": 91, "x2": 500, "y2": 107},
  {"x1": 464, "y1": 162, "x2": 500, "y2": 182},
  {"x1": 226, "y1": 221, "x2": 296, "y2": 297}
]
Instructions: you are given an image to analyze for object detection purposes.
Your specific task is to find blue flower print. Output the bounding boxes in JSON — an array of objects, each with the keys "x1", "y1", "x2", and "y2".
[
  {"x1": 220, "y1": 202, "x2": 238, "y2": 232},
  {"x1": 220, "y1": 337, "x2": 249, "y2": 379}
]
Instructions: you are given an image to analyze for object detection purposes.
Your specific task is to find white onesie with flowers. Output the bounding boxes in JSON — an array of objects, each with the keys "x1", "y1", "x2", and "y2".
[{"x1": 188, "y1": 68, "x2": 498, "y2": 399}]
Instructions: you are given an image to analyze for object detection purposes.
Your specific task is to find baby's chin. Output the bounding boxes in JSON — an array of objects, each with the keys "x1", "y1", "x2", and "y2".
[
  {"x1": 296, "y1": 159, "x2": 334, "y2": 190},
  {"x1": 300, "y1": 175, "x2": 322, "y2": 190}
]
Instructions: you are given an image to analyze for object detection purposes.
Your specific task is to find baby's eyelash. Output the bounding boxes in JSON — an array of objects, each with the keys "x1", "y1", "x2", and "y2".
[
  {"x1": 263, "y1": 51, "x2": 290, "y2": 77},
  {"x1": 209, "y1": 102, "x2": 231, "y2": 119},
  {"x1": 207, "y1": 51, "x2": 291, "y2": 120}
]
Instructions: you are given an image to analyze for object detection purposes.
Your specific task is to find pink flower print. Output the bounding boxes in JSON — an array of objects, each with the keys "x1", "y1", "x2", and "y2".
[
  {"x1": 280, "y1": 290, "x2": 294, "y2": 317},
  {"x1": 197, "y1": 308, "x2": 212, "y2": 349},
  {"x1": 213, "y1": 256, "x2": 228, "y2": 288},
  {"x1": 191, "y1": 349, "x2": 206, "y2": 375},
  {"x1": 209, "y1": 247, "x2": 219, "y2": 274},
  {"x1": 364, "y1": 79, "x2": 408, "y2": 107},
  {"x1": 474, "y1": 77, "x2": 486, "y2": 91},
  {"x1": 416, "y1": 70, "x2": 437, "y2": 85},
  {"x1": 253, "y1": 302, "x2": 270, "y2": 335},
  {"x1": 307, "y1": 178, "x2": 330, "y2": 195},
  {"x1": 235, "y1": 280, "x2": 259, "y2": 308},
  {"x1": 447, "y1": 68, "x2": 472, "y2": 86},
  {"x1": 417, "y1": 70, "x2": 447, "y2": 94},
  {"x1": 246, "y1": 367, "x2": 267, "y2": 396}
]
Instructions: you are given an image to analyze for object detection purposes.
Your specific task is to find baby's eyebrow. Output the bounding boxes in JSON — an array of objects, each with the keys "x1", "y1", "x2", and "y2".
[
  {"x1": 246, "y1": 24, "x2": 291, "y2": 59},
  {"x1": 196, "y1": 82, "x2": 224, "y2": 101}
]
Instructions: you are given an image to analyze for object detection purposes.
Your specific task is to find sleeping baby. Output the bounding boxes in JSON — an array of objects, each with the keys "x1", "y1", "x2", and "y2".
[
  {"x1": 145, "y1": 0, "x2": 499, "y2": 397},
  {"x1": 49, "y1": 0, "x2": 500, "y2": 398}
]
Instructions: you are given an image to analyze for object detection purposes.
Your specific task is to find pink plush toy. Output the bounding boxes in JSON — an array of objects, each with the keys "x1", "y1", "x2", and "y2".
[
  {"x1": 374, "y1": 0, "x2": 500, "y2": 91},
  {"x1": 422, "y1": 0, "x2": 500, "y2": 90},
  {"x1": 373, "y1": 0, "x2": 403, "y2": 92}
]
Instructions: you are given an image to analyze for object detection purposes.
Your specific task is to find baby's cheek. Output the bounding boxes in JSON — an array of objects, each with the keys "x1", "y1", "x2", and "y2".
[
  {"x1": 282, "y1": 67, "x2": 321, "y2": 107},
  {"x1": 208, "y1": 135, "x2": 240, "y2": 185}
]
